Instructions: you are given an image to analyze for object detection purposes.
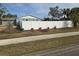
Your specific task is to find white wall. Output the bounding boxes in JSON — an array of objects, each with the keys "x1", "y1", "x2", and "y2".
[{"x1": 20, "y1": 21, "x2": 73, "y2": 30}]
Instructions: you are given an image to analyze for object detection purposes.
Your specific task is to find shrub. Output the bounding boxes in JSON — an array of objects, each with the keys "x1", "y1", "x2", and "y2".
[
  {"x1": 54, "y1": 26, "x2": 56, "y2": 29},
  {"x1": 47, "y1": 27, "x2": 50, "y2": 30},
  {"x1": 38, "y1": 27, "x2": 42, "y2": 31},
  {"x1": 30, "y1": 28, "x2": 34, "y2": 31}
]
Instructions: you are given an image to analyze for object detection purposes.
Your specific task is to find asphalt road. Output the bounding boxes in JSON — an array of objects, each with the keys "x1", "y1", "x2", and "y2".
[
  {"x1": 0, "y1": 31, "x2": 79, "y2": 46},
  {"x1": 25, "y1": 44, "x2": 79, "y2": 56}
]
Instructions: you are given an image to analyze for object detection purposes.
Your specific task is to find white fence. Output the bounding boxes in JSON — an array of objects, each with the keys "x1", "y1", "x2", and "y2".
[{"x1": 20, "y1": 21, "x2": 73, "y2": 30}]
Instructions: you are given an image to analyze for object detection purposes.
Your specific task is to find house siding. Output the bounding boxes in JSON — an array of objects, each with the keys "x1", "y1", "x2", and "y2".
[
  {"x1": 19, "y1": 21, "x2": 73, "y2": 30},
  {"x1": 1, "y1": 20, "x2": 15, "y2": 25}
]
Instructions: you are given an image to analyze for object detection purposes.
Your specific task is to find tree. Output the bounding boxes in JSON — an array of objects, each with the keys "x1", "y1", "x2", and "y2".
[
  {"x1": 0, "y1": 4, "x2": 7, "y2": 24},
  {"x1": 5, "y1": 13, "x2": 17, "y2": 33},
  {"x1": 69, "y1": 7, "x2": 79, "y2": 27},
  {"x1": 48, "y1": 6, "x2": 65, "y2": 20},
  {"x1": 0, "y1": 7, "x2": 7, "y2": 17},
  {"x1": 48, "y1": 6, "x2": 59, "y2": 17},
  {"x1": 63, "y1": 8, "x2": 71, "y2": 19},
  {"x1": 63, "y1": 7, "x2": 79, "y2": 27}
]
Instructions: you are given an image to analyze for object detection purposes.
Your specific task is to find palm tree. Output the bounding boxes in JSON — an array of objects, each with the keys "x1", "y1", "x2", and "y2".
[
  {"x1": 69, "y1": 8, "x2": 79, "y2": 27},
  {"x1": 63, "y1": 7, "x2": 79, "y2": 28}
]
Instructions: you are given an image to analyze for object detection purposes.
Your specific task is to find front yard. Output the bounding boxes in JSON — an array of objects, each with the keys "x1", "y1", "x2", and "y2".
[
  {"x1": 0, "y1": 35, "x2": 79, "y2": 55},
  {"x1": 0, "y1": 27, "x2": 79, "y2": 39}
]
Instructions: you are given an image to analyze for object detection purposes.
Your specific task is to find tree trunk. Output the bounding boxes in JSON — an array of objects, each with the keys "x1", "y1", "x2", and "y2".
[{"x1": 73, "y1": 20, "x2": 77, "y2": 28}]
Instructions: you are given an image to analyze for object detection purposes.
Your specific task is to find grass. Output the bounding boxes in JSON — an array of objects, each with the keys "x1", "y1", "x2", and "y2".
[
  {"x1": 0, "y1": 35, "x2": 79, "y2": 55},
  {"x1": 0, "y1": 27, "x2": 79, "y2": 39}
]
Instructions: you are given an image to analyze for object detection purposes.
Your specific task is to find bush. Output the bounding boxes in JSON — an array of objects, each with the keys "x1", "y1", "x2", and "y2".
[
  {"x1": 47, "y1": 27, "x2": 49, "y2": 30},
  {"x1": 38, "y1": 27, "x2": 42, "y2": 31},
  {"x1": 30, "y1": 28, "x2": 34, "y2": 31},
  {"x1": 41, "y1": 28, "x2": 49, "y2": 32},
  {"x1": 54, "y1": 26, "x2": 56, "y2": 29}
]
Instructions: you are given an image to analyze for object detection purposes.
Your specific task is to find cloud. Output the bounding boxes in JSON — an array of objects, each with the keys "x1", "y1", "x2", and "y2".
[
  {"x1": 12, "y1": 3, "x2": 79, "y2": 18},
  {"x1": 2, "y1": 3, "x2": 79, "y2": 18}
]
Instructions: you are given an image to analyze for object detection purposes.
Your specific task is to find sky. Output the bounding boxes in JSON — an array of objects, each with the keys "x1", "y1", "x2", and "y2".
[{"x1": 1, "y1": 3, "x2": 79, "y2": 18}]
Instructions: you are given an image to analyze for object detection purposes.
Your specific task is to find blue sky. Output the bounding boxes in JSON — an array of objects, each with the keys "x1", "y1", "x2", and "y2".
[{"x1": 1, "y1": 3, "x2": 79, "y2": 18}]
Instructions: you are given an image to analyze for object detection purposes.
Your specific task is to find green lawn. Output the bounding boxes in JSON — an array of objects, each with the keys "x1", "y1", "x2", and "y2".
[
  {"x1": 0, "y1": 27, "x2": 79, "y2": 40},
  {"x1": 0, "y1": 35, "x2": 79, "y2": 55}
]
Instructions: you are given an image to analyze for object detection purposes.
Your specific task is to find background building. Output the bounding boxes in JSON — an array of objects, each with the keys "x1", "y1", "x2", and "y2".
[{"x1": 1, "y1": 14, "x2": 17, "y2": 25}]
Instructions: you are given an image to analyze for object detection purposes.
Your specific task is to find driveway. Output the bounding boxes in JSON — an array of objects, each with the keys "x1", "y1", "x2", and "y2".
[{"x1": 0, "y1": 31, "x2": 79, "y2": 46}]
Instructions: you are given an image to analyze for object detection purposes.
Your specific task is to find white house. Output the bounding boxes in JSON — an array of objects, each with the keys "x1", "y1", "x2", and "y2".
[{"x1": 16, "y1": 15, "x2": 73, "y2": 31}]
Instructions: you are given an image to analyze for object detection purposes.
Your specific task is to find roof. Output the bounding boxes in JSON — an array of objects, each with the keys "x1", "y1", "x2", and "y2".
[
  {"x1": 1, "y1": 14, "x2": 17, "y2": 20},
  {"x1": 20, "y1": 15, "x2": 42, "y2": 20}
]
